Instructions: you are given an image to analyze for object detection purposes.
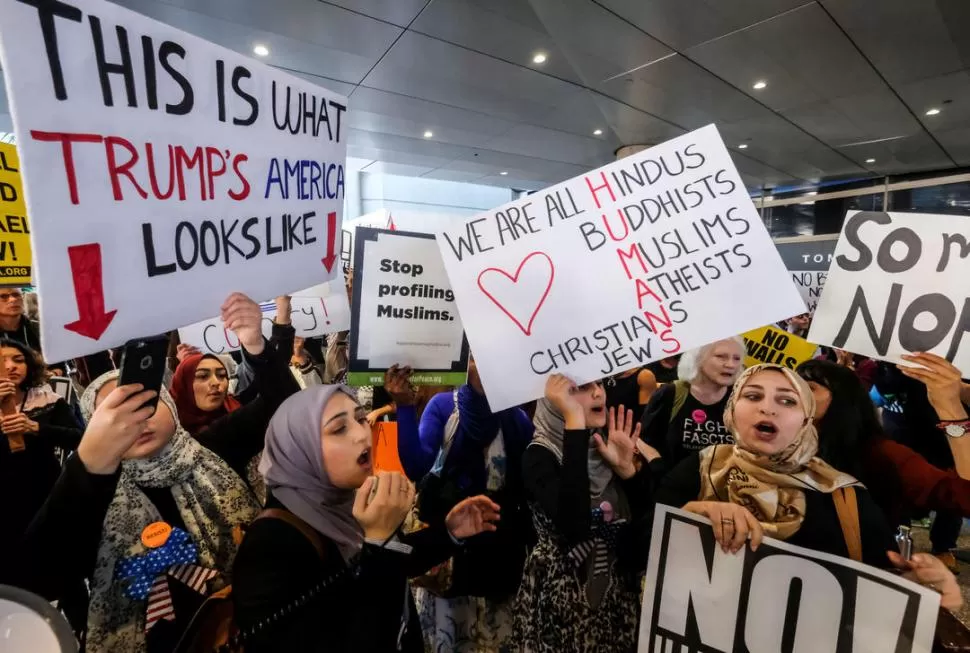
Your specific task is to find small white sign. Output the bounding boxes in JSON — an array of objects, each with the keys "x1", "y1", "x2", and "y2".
[
  {"x1": 809, "y1": 210, "x2": 970, "y2": 372},
  {"x1": 436, "y1": 124, "x2": 805, "y2": 410},
  {"x1": 640, "y1": 506, "x2": 939, "y2": 653},
  {"x1": 349, "y1": 228, "x2": 468, "y2": 385},
  {"x1": 0, "y1": 0, "x2": 347, "y2": 362}
]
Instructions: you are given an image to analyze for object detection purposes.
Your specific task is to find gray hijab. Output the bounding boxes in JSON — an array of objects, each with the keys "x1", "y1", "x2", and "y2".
[{"x1": 259, "y1": 384, "x2": 363, "y2": 561}]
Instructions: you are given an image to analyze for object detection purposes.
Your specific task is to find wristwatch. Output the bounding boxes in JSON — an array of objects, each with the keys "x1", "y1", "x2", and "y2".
[{"x1": 938, "y1": 420, "x2": 970, "y2": 438}]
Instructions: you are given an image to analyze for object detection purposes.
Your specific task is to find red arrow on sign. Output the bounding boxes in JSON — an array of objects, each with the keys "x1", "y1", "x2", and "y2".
[
  {"x1": 321, "y1": 211, "x2": 338, "y2": 272},
  {"x1": 63, "y1": 243, "x2": 117, "y2": 340}
]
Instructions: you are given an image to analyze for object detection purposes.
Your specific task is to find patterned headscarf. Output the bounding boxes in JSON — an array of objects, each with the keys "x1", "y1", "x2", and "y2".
[
  {"x1": 699, "y1": 364, "x2": 857, "y2": 540},
  {"x1": 80, "y1": 371, "x2": 259, "y2": 653}
]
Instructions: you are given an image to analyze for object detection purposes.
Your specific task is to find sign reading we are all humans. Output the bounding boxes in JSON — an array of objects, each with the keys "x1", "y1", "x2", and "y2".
[
  {"x1": 436, "y1": 125, "x2": 805, "y2": 410},
  {"x1": 0, "y1": 0, "x2": 347, "y2": 362}
]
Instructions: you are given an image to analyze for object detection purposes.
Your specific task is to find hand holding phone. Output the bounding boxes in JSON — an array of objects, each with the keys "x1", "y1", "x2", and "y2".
[{"x1": 119, "y1": 335, "x2": 170, "y2": 415}]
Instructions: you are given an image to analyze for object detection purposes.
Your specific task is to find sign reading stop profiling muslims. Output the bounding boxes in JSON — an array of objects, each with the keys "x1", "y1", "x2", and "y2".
[
  {"x1": 436, "y1": 124, "x2": 805, "y2": 411},
  {"x1": 0, "y1": 143, "x2": 32, "y2": 285},
  {"x1": 349, "y1": 228, "x2": 469, "y2": 386},
  {"x1": 0, "y1": 0, "x2": 346, "y2": 362},
  {"x1": 809, "y1": 211, "x2": 970, "y2": 372},
  {"x1": 639, "y1": 506, "x2": 939, "y2": 653}
]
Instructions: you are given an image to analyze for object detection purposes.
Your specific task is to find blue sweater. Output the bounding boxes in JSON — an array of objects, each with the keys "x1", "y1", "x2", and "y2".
[{"x1": 397, "y1": 385, "x2": 533, "y2": 493}]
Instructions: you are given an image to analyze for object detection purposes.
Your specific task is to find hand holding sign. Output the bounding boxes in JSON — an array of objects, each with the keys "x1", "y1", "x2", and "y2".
[
  {"x1": 682, "y1": 500, "x2": 763, "y2": 554},
  {"x1": 898, "y1": 352, "x2": 968, "y2": 421},
  {"x1": 221, "y1": 293, "x2": 264, "y2": 356}
]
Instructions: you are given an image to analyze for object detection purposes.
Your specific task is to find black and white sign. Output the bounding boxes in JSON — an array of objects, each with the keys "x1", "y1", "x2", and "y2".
[
  {"x1": 349, "y1": 227, "x2": 469, "y2": 386},
  {"x1": 774, "y1": 235, "x2": 838, "y2": 315},
  {"x1": 639, "y1": 506, "x2": 939, "y2": 653}
]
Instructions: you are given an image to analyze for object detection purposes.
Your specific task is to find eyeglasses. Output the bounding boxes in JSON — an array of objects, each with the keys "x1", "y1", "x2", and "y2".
[{"x1": 0, "y1": 292, "x2": 23, "y2": 302}]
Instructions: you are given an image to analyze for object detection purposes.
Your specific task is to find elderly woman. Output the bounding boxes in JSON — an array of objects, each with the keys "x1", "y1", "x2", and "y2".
[
  {"x1": 655, "y1": 363, "x2": 961, "y2": 610},
  {"x1": 639, "y1": 337, "x2": 744, "y2": 476}
]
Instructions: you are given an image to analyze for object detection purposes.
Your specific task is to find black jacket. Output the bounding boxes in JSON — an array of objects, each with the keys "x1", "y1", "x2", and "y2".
[{"x1": 232, "y1": 497, "x2": 457, "y2": 652}]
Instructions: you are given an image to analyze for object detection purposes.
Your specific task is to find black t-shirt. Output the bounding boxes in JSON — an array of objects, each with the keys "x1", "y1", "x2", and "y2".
[
  {"x1": 639, "y1": 383, "x2": 732, "y2": 475},
  {"x1": 605, "y1": 371, "x2": 642, "y2": 413}
]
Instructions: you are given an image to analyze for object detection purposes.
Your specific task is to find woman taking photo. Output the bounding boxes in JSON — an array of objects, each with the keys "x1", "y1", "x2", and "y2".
[
  {"x1": 231, "y1": 384, "x2": 501, "y2": 652},
  {"x1": 15, "y1": 293, "x2": 299, "y2": 653},
  {"x1": 640, "y1": 337, "x2": 743, "y2": 476},
  {"x1": 513, "y1": 375, "x2": 656, "y2": 653},
  {"x1": 655, "y1": 363, "x2": 960, "y2": 609}
]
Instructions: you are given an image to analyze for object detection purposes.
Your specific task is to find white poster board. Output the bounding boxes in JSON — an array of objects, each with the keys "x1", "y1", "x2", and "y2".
[
  {"x1": 436, "y1": 124, "x2": 805, "y2": 410},
  {"x1": 0, "y1": 0, "x2": 347, "y2": 362},
  {"x1": 341, "y1": 209, "x2": 393, "y2": 270},
  {"x1": 640, "y1": 506, "x2": 939, "y2": 653},
  {"x1": 178, "y1": 284, "x2": 350, "y2": 355},
  {"x1": 349, "y1": 227, "x2": 468, "y2": 386},
  {"x1": 809, "y1": 210, "x2": 970, "y2": 372}
]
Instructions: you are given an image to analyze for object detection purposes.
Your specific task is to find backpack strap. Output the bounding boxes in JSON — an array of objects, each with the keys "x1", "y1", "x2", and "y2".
[
  {"x1": 669, "y1": 380, "x2": 691, "y2": 425},
  {"x1": 256, "y1": 508, "x2": 325, "y2": 560},
  {"x1": 429, "y1": 390, "x2": 461, "y2": 477},
  {"x1": 833, "y1": 486, "x2": 863, "y2": 562}
]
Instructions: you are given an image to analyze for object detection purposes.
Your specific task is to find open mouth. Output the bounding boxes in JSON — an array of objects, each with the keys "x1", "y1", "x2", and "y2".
[
  {"x1": 590, "y1": 405, "x2": 606, "y2": 416},
  {"x1": 357, "y1": 448, "x2": 372, "y2": 467},
  {"x1": 754, "y1": 421, "x2": 778, "y2": 438}
]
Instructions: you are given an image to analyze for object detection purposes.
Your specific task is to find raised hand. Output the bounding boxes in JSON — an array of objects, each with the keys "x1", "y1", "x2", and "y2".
[
  {"x1": 545, "y1": 374, "x2": 583, "y2": 427},
  {"x1": 77, "y1": 384, "x2": 158, "y2": 475},
  {"x1": 176, "y1": 343, "x2": 202, "y2": 363},
  {"x1": 352, "y1": 472, "x2": 416, "y2": 542},
  {"x1": 445, "y1": 495, "x2": 501, "y2": 540},
  {"x1": 384, "y1": 364, "x2": 416, "y2": 407},
  {"x1": 899, "y1": 352, "x2": 968, "y2": 421},
  {"x1": 593, "y1": 406, "x2": 641, "y2": 479},
  {"x1": 222, "y1": 292, "x2": 264, "y2": 356}
]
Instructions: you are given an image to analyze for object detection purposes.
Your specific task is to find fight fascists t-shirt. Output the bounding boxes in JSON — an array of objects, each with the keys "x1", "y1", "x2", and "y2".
[{"x1": 640, "y1": 383, "x2": 733, "y2": 471}]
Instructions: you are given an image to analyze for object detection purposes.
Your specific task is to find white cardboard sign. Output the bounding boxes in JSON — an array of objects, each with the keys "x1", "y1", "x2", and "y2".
[
  {"x1": 436, "y1": 125, "x2": 805, "y2": 410},
  {"x1": 640, "y1": 506, "x2": 939, "y2": 653},
  {"x1": 348, "y1": 228, "x2": 468, "y2": 385},
  {"x1": 0, "y1": 0, "x2": 347, "y2": 362},
  {"x1": 178, "y1": 284, "x2": 350, "y2": 355},
  {"x1": 809, "y1": 210, "x2": 970, "y2": 372}
]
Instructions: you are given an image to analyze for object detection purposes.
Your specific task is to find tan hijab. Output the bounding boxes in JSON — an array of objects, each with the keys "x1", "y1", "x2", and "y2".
[{"x1": 698, "y1": 364, "x2": 857, "y2": 540}]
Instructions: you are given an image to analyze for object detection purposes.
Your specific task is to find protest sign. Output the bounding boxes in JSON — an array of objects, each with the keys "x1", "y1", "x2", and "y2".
[
  {"x1": 341, "y1": 209, "x2": 393, "y2": 271},
  {"x1": 742, "y1": 324, "x2": 818, "y2": 370},
  {"x1": 639, "y1": 505, "x2": 939, "y2": 653},
  {"x1": 178, "y1": 284, "x2": 350, "y2": 355},
  {"x1": 0, "y1": 143, "x2": 32, "y2": 285},
  {"x1": 775, "y1": 235, "x2": 839, "y2": 315},
  {"x1": 350, "y1": 227, "x2": 468, "y2": 386},
  {"x1": 809, "y1": 211, "x2": 970, "y2": 371},
  {"x1": 436, "y1": 124, "x2": 805, "y2": 410},
  {"x1": 0, "y1": 0, "x2": 347, "y2": 362}
]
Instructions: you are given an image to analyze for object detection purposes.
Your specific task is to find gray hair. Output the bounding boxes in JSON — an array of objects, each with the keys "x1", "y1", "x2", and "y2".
[{"x1": 677, "y1": 336, "x2": 745, "y2": 385}]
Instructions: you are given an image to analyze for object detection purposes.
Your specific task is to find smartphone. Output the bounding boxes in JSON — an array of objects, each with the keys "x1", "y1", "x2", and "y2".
[{"x1": 118, "y1": 335, "x2": 170, "y2": 414}]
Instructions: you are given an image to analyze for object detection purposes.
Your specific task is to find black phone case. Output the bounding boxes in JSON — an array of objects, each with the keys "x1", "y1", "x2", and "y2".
[{"x1": 119, "y1": 337, "x2": 169, "y2": 413}]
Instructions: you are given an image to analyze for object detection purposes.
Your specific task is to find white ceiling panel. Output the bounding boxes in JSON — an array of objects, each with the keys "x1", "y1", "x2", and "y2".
[{"x1": 321, "y1": 0, "x2": 430, "y2": 27}]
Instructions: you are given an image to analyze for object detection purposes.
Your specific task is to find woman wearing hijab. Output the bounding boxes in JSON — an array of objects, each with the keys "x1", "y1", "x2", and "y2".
[
  {"x1": 396, "y1": 359, "x2": 533, "y2": 651},
  {"x1": 654, "y1": 363, "x2": 961, "y2": 609},
  {"x1": 231, "y1": 385, "x2": 502, "y2": 652},
  {"x1": 513, "y1": 374, "x2": 655, "y2": 653},
  {"x1": 639, "y1": 337, "x2": 744, "y2": 477},
  {"x1": 13, "y1": 293, "x2": 295, "y2": 653}
]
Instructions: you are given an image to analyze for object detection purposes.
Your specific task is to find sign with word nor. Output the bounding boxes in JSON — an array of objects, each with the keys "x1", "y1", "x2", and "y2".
[
  {"x1": 742, "y1": 324, "x2": 818, "y2": 370},
  {"x1": 350, "y1": 228, "x2": 468, "y2": 386},
  {"x1": 775, "y1": 235, "x2": 838, "y2": 315},
  {"x1": 436, "y1": 124, "x2": 805, "y2": 410},
  {"x1": 0, "y1": 0, "x2": 347, "y2": 362},
  {"x1": 639, "y1": 506, "x2": 939, "y2": 653},
  {"x1": 809, "y1": 211, "x2": 970, "y2": 372},
  {"x1": 0, "y1": 143, "x2": 32, "y2": 285},
  {"x1": 179, "y1": 287, "x2": 350, "y2": 355}
]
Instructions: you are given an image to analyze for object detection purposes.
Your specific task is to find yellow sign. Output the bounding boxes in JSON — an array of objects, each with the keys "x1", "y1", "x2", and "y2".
[
  {"x1": 0, "y1": 143, "x2": 31, "y2": 286},
  {"x1": 742, "y1": 324, "x2": 818, "y2": 370}
]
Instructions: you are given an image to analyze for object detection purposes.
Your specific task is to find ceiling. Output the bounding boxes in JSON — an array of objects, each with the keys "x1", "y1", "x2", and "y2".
[{"x1": 1, "y1": 0, "x2": 968, "y2": 193}]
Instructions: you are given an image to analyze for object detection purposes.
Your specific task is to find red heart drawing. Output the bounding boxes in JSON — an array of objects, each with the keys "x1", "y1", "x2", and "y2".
[{"x1": 476, "y1": 251, "x2": 555, "y2": 336}]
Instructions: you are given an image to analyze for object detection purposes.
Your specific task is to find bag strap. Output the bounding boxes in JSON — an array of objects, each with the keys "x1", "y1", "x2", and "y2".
[
  {"x1": 833, "y1": 486, "x2": 863, "y2": 562},
  {"x1": 669, "y1": 380, "x2": 691, "y2": 425},
  {"x1": 256, "y1": 508, "x2": 325, "y2": 560},
  {"x1": 429, "y1": 390, "x2": 461, "y2": 477}
]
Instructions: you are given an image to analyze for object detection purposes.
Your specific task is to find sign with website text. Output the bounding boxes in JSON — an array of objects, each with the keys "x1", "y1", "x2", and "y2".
[
  {"x1": 775, "y1": 235, "x2": 838, "y2": 315},
  {"x1": 178, "y1": 284, "x2": 350, "y2": 355},
  {"x1": 349, "y1": 228, "x2": 469, "y2": 386},
  {"x1": 0, "y1": 143, "x2": 32, "y2": 285},
  {"x1": 742, "y1": 324, "x2": 818, "y2": 370},
  {"x1": 0, "y1": 0, "x2": 347, "y2": 362},
  {"x1": 639, "y1": 506, "x2": 939, "y2": 653},
  {"x1": 436, "y1": 124, "x2": 805, "y2": 410},
  {"x1": 809, "y1": 211, "x2": 970, "y2": 372}
]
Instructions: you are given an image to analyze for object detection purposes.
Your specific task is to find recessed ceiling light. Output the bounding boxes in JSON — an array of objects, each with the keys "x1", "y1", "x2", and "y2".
[
  {"x1": 532, "y1": 52, "x2": 547, "y2": 64},
  {"x1": 807, "y1": 191, "x2": 817, "y2": 196},
  {"x1": 865, "y1": 158, "x2": 876, "y2": 163},
  {"x1": 499, "y1": 171, "x2": 508, "y2": 176},
  {"x1": 593, "y1": 129, "x2": 603, "y2": 136},
  {"x1": 738, "y1": 143, "x2": 748, "y2": 149},
  {"x1": 925, "y1": 108, "x2": 941, "y2": 116},
  {"x1": 752, "y1": 80, "x2": 767, "y2": 90},
  {"x1": 423, "y1": 130, "x2": 433, "y2": 139},
  {"x1": 253, "y1": 44, "x2": 269, "y2": 57}
]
